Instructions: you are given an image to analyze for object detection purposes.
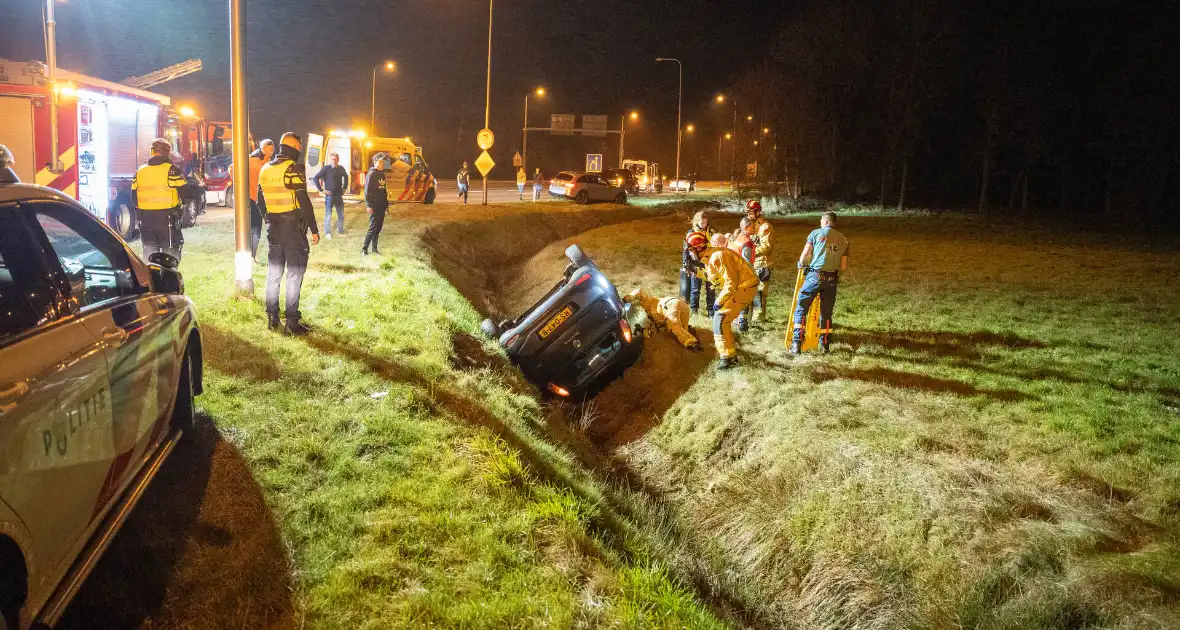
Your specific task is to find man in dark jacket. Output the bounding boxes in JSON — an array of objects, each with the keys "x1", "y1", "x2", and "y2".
[
  {"x1": 362, "y1": 153, "x2": 390, "y2": 255},
  {"x1": 313, "y1": 151, "x2": 348, "y2": 238},
  {"x1": 259, "y1": 133, "x2": 320, "y2": 335}
]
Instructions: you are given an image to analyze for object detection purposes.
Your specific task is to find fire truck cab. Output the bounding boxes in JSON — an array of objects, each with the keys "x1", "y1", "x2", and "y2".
[
  {"x1": 0, "y1": 59, "x2": 206, "y2": 240},
  {"x1": 304, "y1": 131, "x2": 436, "y2": 204}
]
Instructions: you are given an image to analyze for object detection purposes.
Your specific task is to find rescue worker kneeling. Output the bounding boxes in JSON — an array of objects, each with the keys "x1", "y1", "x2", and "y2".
[
  {"x1": 132, "y1": 138, "x2": 196, "y2": 263},
  {"x1": 258, "y1": 133, "x2": 320, "y2": 335},
  {"x1": 686, "y1": 230, "x2": 759, "y2": 370},
  {"x1": 623, "y1": 288, "x2": 700, "y2": 350}
]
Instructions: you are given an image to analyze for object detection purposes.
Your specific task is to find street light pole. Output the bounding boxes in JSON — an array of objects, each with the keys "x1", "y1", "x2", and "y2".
[
  {"x1": 370, "y1": 61, "x2": 394, "y2": 135},
  {"x1": 229, "y1": 0, "x2": 253, "y2": 295},
  {"x1": 656, "y1": 57, "x2": 682, "y2": 192},
  {"x1": 619, "y1": 115, "x2": 625, "y2": 167},
  {"x1": 522, "y1": 87, "x2": 544, "y2": 173},
  {"x1": 45, "y1": 0, "x2": 62, "y2": 173},
  {"x1": 482, "y1": 0, "x2": 492, "y2": 206}
]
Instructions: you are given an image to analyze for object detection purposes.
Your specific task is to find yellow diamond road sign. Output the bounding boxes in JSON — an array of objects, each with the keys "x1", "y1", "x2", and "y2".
[{"x1": 475, "y1": 150, "x2": 495, "y2": 177}]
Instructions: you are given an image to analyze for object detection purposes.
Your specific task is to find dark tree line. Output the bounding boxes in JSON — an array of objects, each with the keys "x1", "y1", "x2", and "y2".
[{"x1": 727, "y1": 0, "x2": 1180, "y2": 221}]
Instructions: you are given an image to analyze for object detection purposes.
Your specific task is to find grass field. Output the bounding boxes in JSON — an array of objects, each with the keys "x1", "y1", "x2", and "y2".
[
  {"x1": 482, "y1": 209, "x2": 1180, "y2": 629},
  {"x1": 63, "y1": 197, "x2": 1180, "y2": 629}
]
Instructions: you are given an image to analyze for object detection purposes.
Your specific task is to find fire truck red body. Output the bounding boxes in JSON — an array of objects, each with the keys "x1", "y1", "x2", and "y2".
[{"x1": 0, "y1": 59, "x2": 206, "y2": 238}]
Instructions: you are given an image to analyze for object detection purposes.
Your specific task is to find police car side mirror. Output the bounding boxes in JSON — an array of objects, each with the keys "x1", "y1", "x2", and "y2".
[{"x1": 148, "y1": 263, "x2": 184, "y2": 295}]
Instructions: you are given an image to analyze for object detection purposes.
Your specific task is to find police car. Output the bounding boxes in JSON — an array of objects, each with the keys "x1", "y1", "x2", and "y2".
[{"x1": 0, "y1": 183, "x2": 203, "y2": 630}]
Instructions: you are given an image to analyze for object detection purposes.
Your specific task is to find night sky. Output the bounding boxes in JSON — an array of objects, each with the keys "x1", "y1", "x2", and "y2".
[{"x1": 0, "y1": 0, "x2": 797, "y2": 174}]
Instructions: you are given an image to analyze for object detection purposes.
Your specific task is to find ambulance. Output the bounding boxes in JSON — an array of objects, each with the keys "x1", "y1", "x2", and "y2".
[
  {"x1": 621, "y1": 159, "x2": 663, "y2": 193},
  {"x1": 0, "y1": 59, "x2": 206, "y2": 240},
  {"x1": 304, "y1": 131, "x2": 436, "y2": 204}
]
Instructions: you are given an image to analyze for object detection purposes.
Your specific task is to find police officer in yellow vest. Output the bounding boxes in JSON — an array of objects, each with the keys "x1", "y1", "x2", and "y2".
[
  {"x1": 258, "y1": 133, "x2": 320, "y2": 335},
  {"x1": 131, "y1": 138, "x2": 194, "y2": 262}
]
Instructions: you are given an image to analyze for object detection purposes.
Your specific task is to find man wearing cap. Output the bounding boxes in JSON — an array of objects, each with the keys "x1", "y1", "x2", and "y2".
[
  {"x1": 131, "y1": 138, "x2": 196, "y2": 262},
  {"x1": 258, "y1": 133, "x2": 320, "y2": 335},
  {"x1": 790, "y1": 212, "x2": 850, "y2": 354}
]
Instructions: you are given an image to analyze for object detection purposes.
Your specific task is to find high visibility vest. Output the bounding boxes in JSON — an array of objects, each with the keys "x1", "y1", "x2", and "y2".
[
  {"x1": 132, "y1": 162, "x2": 182, "y2": 210},
  {"x1": 259, "y1": 159, "x2": 298, "y2": 213}
]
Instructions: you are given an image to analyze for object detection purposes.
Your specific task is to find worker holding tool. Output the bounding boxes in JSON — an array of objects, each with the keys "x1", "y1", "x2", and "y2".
[
  {"x1": 624, "y1": 288, "x2": 701, "y2": 350},
  {"x1": 680, "y1": 210, "x2": 717, "y2": 315},
  {"x1": 132, "y1": 138, "x2": 197, "y2": 263},
  {"x1": 686, "y1": 230, "x2": 759, "y2": 370},
  {"x1": 259, "y1": 132, "x2": 320, "y2": 335},
  {"x1": 746, "y1": 199, "x2": 774, "y2": 322},
  {"x1": 790, "y1": 212, "x2": 850, "y2": 354}
]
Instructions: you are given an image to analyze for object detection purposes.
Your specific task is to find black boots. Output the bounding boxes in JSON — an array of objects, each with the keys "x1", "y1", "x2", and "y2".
[
  {"x1": 267, "y1": 312, "x2": 281, "y2": 331},
  {"x1": 285, "y1": 320, "x2": 311, "y2": 336}
]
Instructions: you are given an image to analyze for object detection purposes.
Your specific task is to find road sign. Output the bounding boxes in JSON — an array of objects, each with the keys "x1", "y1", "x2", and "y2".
[
  {"x1": 477, "y1": 128, "x2": 495, "y2": 150},
  {"x1": 475, "y1": 150, "x2": 495, "y2": 177},
  {"x1": 586, "y1": 154, "x2": 603, "y2": 172},
  {"x1": 582, "y1": 115, "x2": 607, "y2": 137},
  {"x1": 512, "y1": 151, "x2": 522, "y2": 167},
  {"x1": 552, "y1": 113, "x2": 575, "y2": 135}
]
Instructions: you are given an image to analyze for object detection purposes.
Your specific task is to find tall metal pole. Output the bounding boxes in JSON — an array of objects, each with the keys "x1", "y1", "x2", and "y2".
[
  {"x1": 731, "y1": 103, "x2": 738, "y2": 190},
  {"x1": 45, "y1": 0, "x2": 62, "y2": 173},
  {"x1": 718, "y1": 135, "x2": 724, "y2": 178},
  {"x1": 656, "y1": 58, "x2": 682, "y2": 192},
  {"x1": 482, "y1": 0, "x2": 492, "y2": 206},
  {"x1": 618, "y1": 115, "x2": 625, "y2": 167},
  {"x1": 229, "y1": 0, "x2": 253, "y2": 295},
  {"x1": 370, "y1": 65, "x2": 378, "y2": 135},
  {"x1": 522, "y1": 93, "x2": 529, "y2": 172}
]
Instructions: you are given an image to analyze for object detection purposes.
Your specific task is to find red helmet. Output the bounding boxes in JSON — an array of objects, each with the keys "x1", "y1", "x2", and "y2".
[
  {"x1": 746, "y1": 199, "x2": 762, "y2": 214},
  {"x1": 685, "y1": 230, "x2": 709, "y2": 252}
]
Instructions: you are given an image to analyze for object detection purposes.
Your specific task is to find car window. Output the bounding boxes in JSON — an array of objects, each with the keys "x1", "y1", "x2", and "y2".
[
  {"x1": 413, "y1": 154, "x2": 426, "y2": 170},
  {"x1": 0, "y1": 211, "x2": 58, "y2": 342},
  {"x1": 397, "y1": 153, "x2": 412, "y2": 167},
  {"x1": 31, "y1": 203, "x2": 138, "y2": 311},
  {"x1": 554, "y1": 173, "x2": 574, "y2": 182}
]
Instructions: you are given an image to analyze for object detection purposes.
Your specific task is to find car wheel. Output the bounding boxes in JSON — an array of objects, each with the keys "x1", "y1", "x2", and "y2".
[
  {"x1": 575, "y1": 190, "x2": 589, "y2": 205},
  {"x1": 180, "y1": 199, "x2": 199, "y2": 228},
  {"x1": 614, "y1": 192, "x2": 627, "y2": 204},
  {"x1": 424, "y1": 187, "x2": 436, "y2": 205},
  {"x1": 0, "y1": 541, "x2": 25, "y2": 630},
  {"x1": 480, "y1": 318, "x2": 500, "y2": 339},
  {"x1": 565, "y1": 244, "x2": 594, "y2": 269},
  {"x1": 172, "y1": 347, "x2": 196, "y2": 435},
  {"x1": 222, "y1": 185, "x2": 234, "y2": 208},
  {"x1": 108, "y1": 195, "x2": 138, "y2": 241}
]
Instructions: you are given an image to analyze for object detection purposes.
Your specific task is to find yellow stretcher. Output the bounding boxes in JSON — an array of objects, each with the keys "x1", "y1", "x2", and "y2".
[{"x1": 784, "y1": 268, "x2": 823, "y2": 352}]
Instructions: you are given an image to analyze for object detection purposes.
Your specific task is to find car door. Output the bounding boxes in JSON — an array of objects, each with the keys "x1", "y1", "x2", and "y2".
[
  {"x1": 588, "y1": 174, "x2": 611, "y2": 201},
  {"x1": 25, "y1": 201, "x2": 178, "y2": 518},
  {"x1": 0, "y1": 206, "x2": 115, "y2": 597}
]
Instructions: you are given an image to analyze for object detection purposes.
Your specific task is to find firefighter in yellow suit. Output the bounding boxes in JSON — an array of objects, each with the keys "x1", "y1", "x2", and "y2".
[
  {"x1": 686, "y1": 230, "x2": 759, "y2": 370},
  {"x1": 131, "y1": 138, "x2": 193, "y2": 262},
  {"x1": 623, "y1": 288, "x2": 700, "y2": 350},
  {"x1": 746, "y1": 199, "x2": 774, "y2": 321}
]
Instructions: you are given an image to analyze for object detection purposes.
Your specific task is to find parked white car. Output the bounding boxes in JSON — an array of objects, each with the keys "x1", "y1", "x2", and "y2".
[
  {"x1": 0, "y1": 183, "x2": 203, "y2": 630},
  {"x1": 548, "y1": 171, "x2": 628, "y2": 204}
]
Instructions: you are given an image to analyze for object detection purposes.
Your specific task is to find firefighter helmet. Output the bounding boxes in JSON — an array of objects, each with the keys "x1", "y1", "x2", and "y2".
[
  {"x1": 746, "y1": 199, "x2": 762, "y2": 215},
  {"x1": 685, "y1": 230, "x2": 709, "y2": 252}
]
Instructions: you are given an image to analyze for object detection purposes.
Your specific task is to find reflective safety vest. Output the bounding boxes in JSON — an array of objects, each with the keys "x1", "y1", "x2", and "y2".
[
  {"x1": 259, "y1": 159, "x2": 298, "y2": 213},
  {"x1": 132, "y1": 162, "x2": 183, "y2": 210}
]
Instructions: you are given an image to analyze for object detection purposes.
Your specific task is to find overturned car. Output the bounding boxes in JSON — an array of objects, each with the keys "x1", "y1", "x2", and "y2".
[{"x1": 481, "y1": 245, "x2": 644, "y2": 398}]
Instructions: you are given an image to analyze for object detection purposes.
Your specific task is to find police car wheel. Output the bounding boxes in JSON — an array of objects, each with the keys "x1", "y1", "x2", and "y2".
[
  {"x1": 172, "y1": 348, "x2": 196, "y2": 435},
  {"x1": 0, "y1": 543, "x2": 23, "y2": 630}
]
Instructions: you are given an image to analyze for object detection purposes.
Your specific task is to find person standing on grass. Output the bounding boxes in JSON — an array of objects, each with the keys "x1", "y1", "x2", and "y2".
[
  {"x1": 313, "y1": 152, "x2": 348, "y2": 239},
  {"x1": 259, "y1": 132, "x2": 320, "y2": 335},
  {"x1": 456, "y1": 161, "x2": 470, "y2": 205},
  {"x1": 746, "y1": 199, "x2": 774, "y2": 323},
  {"x1": 516, "y1": 166, "x2": 527, "y2": 200},
  {"x1": 681, "y1": 211, "x2": 716, "y2": 315},
  {"x1": 533, "y1": 167, "x2": 545, "y2": 202},
  {"x1": 790, "y1": 212, "x2": 850, "y2": 355},
  {"x1": 362, "y1": 153, "x2": 390, "y2": 256},
  {"x1": 230, "y1": 138, "x2": 275, "y2": 261}
]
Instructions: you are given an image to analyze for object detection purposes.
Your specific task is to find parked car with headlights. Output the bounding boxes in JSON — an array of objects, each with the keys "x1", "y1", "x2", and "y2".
[
  {"x1": 599, "y1": 168, "x2": 639, "y2": 195},
  {"x1": 0, "y1": 183, "x2": 203, "y2": 630},
  {"x1": 548, "y1": 171, "x2": 628, "y2": 204}
]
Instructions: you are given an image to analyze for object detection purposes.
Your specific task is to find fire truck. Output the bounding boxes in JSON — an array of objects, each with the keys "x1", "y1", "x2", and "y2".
[{"x1": 0, "y1": 59, "x2": 207, "y2": 240}]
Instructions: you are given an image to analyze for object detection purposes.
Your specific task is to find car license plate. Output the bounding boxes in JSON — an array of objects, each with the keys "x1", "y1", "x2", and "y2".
[{"x1": 538, "y1": 305, "x2": 575, "y2": 339}]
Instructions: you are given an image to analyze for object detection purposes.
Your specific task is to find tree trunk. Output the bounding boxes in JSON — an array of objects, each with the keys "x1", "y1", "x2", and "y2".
[{"x1": 897, "y1": 152, "x2": 909, "y2": 211}]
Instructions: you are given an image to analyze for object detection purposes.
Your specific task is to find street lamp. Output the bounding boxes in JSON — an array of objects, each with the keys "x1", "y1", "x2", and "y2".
[
  {"x1": 370, "y1": 60, "x2": 396, "y2": 135},
  {"x1": 656, "y1": 57, "x2": 683, "y2": 193},
  {"x1": 619, "y1": 111, "x2": 639, "y2": 167},
  {"x1": 718, "y1": 132, "x2": 731, "y2": 179},
  {"x1": 685, "y1": 124, "x2": 695, "y2": 133},
  {"x1": 522, "y1": 86, "x2": 546, "y2": 172},
  {"x1": 716, "y1": 94, "x2": 738, "y2": 188}
]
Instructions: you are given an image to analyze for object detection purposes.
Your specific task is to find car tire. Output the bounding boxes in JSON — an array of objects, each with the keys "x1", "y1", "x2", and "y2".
[
  {"x1": 0, "y1": 541, "x2": 24, "y2": 630},
  {"x1": 108, "y1": 193, "x2": 138, "y2": 241},
  {"x1": 575, "y1": 190, "x2": 589, "y2": 205},
  {"x1": 171, "y1": 347, "x2": 196, "y2": 435},
  {"x1": 424, "y1": 187, "x2": 436, "y2": 205},
  {"x1": 614, "y1": 192, "x2": 627, "y2": 204},
  {"x1": 565, "y1": 244, "x2": 594, "y2": 269},
  {"x1": 480, "y1": 319, "x2": 501, "y2": 339},
  {"x1": 180, "y1": 199, "x2": 199, "y2": 229}
]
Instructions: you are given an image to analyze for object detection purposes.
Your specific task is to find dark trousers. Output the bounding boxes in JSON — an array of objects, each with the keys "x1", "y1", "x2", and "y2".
[
  {"x1": 457, "y1": 183, "x2": 469, "y2": 204},
  {"x1": 265, "y1": 238, "x2": 309, "y2": 323},
  {"x1": 249, "y1": 199, "x2": 263, "y2": 259},
  {"x1": 140, "y1": 209, "x2": 183, "y2": 262},
  {"x1": 679, "y1": 270, "x2": 715, "y2": 313},
  {"x1": 363, "y1": 206, "x2": 387, "y2": 252},
  {"x1": 323, "y1": 193, "x2": 345, "y2": 234},
  {"x1": 792, "y1": 270, "x2": 839, "y2": 344}
]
